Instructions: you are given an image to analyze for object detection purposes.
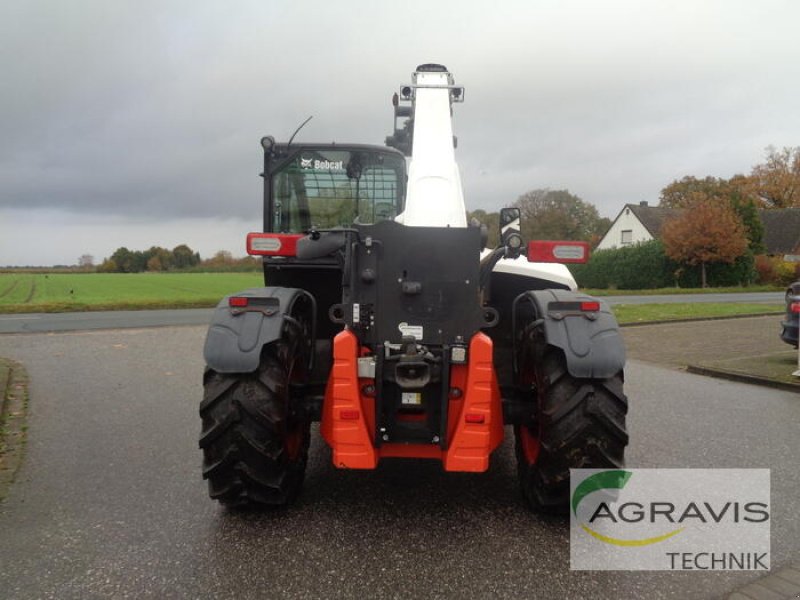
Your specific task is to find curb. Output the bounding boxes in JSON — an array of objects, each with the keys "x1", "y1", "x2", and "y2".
[
  {"x1": 0, "y1": 361, "x2": 10, "y2": 417},
  {"x1": 0, "y1": 358, "x2": 29, "y2": 501},
  {"x1": 686, "y1": 365, "x2": 800, "y2": 394},
  {"x1": 620, "y1": 312, "x2": 784, "y2": 328}
]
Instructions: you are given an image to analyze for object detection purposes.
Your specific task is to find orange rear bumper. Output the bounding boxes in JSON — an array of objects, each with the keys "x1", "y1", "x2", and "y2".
[{"x1": 320, "y1": 330, "x2": 504, "y2": 472}]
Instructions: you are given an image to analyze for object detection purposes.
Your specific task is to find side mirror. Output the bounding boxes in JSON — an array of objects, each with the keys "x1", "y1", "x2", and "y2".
[
  {"x1": 499, "y1": 207, "x2": 521, "y2": 233},
  {"x1": 499, "y1": 207, "x2": 523, "y2": 254}
]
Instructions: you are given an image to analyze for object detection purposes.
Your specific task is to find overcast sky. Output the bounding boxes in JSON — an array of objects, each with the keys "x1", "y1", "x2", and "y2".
[{"x1": 1, "y1": 0, "x2": 798, "y2": 266}]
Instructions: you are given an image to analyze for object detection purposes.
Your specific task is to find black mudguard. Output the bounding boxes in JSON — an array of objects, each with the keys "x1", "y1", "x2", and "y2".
[
  {"x1": 517, "y1": 289, "x2": 626, "y2": 379},
  {"x1": 204, "y1": 287, "x2": 313, "y2": 374}
]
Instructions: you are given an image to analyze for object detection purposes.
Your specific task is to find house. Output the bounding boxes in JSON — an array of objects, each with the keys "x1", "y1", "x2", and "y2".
[
  {"x1": 597, "y1": 202, "x2": 800, "y2": 258},
  {"x1": 595, "y1": 202, "x2": 683, "y2": 251},
  {"x1": 760, "y1": 208, "x2": 800, "y2": 256}
]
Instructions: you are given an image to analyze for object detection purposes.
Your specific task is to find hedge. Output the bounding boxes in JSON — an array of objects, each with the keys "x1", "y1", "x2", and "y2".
[{"x1": 571, "y1": 240, "x2": 756, "y2": 289}]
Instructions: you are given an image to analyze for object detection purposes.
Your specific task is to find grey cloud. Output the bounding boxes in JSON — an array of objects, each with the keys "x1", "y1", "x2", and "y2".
[{"x1": 1, "y1": 0, "x2": 799, "y2": 232}]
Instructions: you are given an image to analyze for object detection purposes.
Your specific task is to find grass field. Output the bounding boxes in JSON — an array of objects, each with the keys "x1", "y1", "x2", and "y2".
[
  {"x1": 613, "y1": 303, "x2": 783, "y2": 324},
  {"x1": 0, "y1": 272, "x2": 263, "y2": 313},
  {"x1": 584, "y1": 285, "x2": 783, "y2": 296},
  {"x1": 0, "y1": 272, "x2": 786, "y2": 324}
]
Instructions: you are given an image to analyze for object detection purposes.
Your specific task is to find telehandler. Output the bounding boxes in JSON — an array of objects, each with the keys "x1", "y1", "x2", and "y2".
[{"x1": 200, "y1": 64, "x2": 628, "y2": 512}]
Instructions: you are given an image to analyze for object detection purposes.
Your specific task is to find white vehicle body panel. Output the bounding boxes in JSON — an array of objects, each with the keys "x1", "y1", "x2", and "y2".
[{"x1": 396, "y1": 66, "x2": 578, "y2": 291}]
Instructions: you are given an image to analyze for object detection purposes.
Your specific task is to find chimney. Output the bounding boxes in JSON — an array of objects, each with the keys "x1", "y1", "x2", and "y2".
[{"x1": 639, "y1": 201, "x2": 648, "y2": 207}]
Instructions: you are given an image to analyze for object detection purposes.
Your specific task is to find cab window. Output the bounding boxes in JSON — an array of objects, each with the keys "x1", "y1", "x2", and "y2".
[{"x1": 271, "y1": 150, "x2": 405, "y2": 233}]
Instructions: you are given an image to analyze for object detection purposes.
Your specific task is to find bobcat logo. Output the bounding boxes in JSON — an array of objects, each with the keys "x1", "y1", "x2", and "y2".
[{"x1": 300, "y1": 157, "x2": 313, "y2": 168}]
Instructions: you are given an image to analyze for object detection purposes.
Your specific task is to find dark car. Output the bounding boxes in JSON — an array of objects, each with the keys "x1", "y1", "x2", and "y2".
[{"x1": 780, "y1": 281, "x2": 800, "y2": 348}]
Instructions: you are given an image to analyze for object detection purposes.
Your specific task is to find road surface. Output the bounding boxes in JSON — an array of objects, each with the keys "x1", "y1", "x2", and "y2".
[{"x1": 0, "y1": 325, "x2": 797, "y2": 599}]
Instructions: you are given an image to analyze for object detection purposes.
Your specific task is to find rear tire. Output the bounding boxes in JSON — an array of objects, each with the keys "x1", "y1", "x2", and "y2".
[
  {"x1": 199, "y1": 328, "x2": 310, "y2": 508},
  {"x1": 515, "y1": 349, "x2": 628, "y2": 513}
]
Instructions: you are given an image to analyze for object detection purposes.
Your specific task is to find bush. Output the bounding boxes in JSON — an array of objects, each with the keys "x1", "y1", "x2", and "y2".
[
  {"x1": 573, "y1": 240, "x2": 756, "y2": 289},
  {"x1": 753, "y1": 255, "x2": 800, "y2": 286},
  {"x1": 673, "y1": 251, "x2": 755, "y2": 287},
  {"x1": 572, "y1": 241, "x2": 673, "y2": 289},
  {"x1": 773, "y1": 259, "x2": 797, "y2": 286},
  {"x1": 754, "y1": 254, "x2": 774, "y2": 284}
]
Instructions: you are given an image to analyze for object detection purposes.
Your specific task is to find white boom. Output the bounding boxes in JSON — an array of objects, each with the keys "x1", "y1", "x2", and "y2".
[{"x1": 391, "y1": 64, "x2": 577, "y2": 291}]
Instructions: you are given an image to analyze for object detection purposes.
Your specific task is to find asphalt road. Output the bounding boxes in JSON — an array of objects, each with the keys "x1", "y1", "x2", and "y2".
[
  {"x1": 0, "y1": 326, "x2": 798, "y2": 599},
  {"x1": 0, "y1": 291, "x2": 784, "y2": 334}
]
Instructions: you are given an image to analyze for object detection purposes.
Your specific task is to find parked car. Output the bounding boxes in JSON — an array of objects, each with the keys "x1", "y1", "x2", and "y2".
[{"x1": 780, "y1": 281, "x2": 800, "y2": 348}]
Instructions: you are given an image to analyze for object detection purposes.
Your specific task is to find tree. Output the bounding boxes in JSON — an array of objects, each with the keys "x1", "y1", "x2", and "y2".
[
  {"x1": 512, "y1": 189, "x2": 609, "y2": 243},
  {"x1": 172, "y1": 244, "x2": 200, "y2": 269},
  {"x1": 748, "y1": 146, "x2": 800, "y2": 208},
  {"x1": 659, "y1": 176, "x2": 732, "y2": 208},
  {"x1": 729, "y1": 194, "x2": 765, "y2": 254},
  {"x1": 78, "y1": 254, "x2": 94, "y2": 269},
  {"x1": 143, "y1": 246, "x2": 172, "y2": 271},
  {"x1": 146, "y1": 255, "x2": 163, "y2": 271},
  {"x1": 661, "y1": 197, "x2": 749, "y2": 288},
  {"x1": 660, "y1": 174, "x2": 764, "y2": 253},
  {"x1": 110, "y1": 247, "x2": 135, "y2": 273},
  {"x1": 97, "y1": 258, "x2": 117, "y2": 273}
]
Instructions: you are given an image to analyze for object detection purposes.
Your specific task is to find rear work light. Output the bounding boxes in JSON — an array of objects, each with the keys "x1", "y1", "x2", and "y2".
[
  {"x1": 246, "y1": 233, "x2": 303, "y2": 256},
  {"x1": 527, "y1": 240, "x2": 590, "y2": 264}
]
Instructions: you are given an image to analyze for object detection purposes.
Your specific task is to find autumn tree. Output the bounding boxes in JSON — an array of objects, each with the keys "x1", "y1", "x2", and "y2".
[
  {"x1": 143, "y1": 246, "x2": 173, "y2": 271},
  {"x1": 748, "y1": 146, "x2": 800, "y2": 208},
  {"x1": 513, "y1": 189, "x2": 610, "y2": 243},
  {"x1": 659, "y1": 175, "x2": 764, "y2": 253},
  {"x1": 659, "y1": 176, "x2": 734, "y2": 208},
  {"x1": 661, "y1": 198, "x2": 748, "y2": 288}
]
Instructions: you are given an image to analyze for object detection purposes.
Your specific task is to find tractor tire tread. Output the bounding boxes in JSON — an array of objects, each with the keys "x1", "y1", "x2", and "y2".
[{"x1": 516, "y1": 348, "x2": 628, "y2": 513}]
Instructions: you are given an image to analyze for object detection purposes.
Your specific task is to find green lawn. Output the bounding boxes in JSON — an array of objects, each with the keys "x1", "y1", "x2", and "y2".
[
  {"x1": 0, "y1": 273, "x2": 263, "y2": 313},
  {"x1": 613, "y1": 303, "x2": 783, "y2": 325},
  {"x1": 583, "y1": 285, "x2": 783, "y2": 296}
]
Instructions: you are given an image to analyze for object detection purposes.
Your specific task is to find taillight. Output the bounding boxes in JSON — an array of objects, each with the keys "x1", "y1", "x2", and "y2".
[
  {"x1": 465, "y1": 413, "x2": 485, "y2": 424},
  {"x1": 246, "y1": 233, "x2": 303, "y2": 256},
  {"x1": 228, "y1": 296, "x2": 249, "y2": 308},
  {"x1": 580, "y1": 301, "x2": 601, "y2": 312},
  {"x1": 791, "y1": 302, "x2": 800, "y2": 314}
]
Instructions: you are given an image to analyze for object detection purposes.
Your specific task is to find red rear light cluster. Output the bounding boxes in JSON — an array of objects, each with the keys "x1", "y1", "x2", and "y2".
[
  {"x1": 791, "y1": 302, "x2": 800, "y2": 314},
  {"x1": 228, "y1": 297, "x2": 249, "y2": 308},
  {"x1": 580, "y1": 301, "x2": 601, "y2": 312},
  {"x1": 465, "y1": 413, "x2": 485, "y2": 424},
  {"x1": 246, "y1": 233, "x2": 303, "y2": 256},
  {"x1": 527, "y1": 240, "x2": 590, "y2": 264}
]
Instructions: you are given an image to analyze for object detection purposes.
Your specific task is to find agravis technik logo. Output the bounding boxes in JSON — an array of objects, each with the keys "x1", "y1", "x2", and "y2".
[
  {"x1": 570, "y1": 469, "x2": 770, "y2": 571},
  {"x1": 572, "y1": 470, "x2": 685, "y2": 547}
]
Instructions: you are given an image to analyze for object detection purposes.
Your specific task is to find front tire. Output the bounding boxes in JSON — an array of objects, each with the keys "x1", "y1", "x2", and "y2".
[
  {"x1": 515, "y1": 349, "x2": 628, "y2": 513},
  {"x1": 199, "y1": 331, "x2": 310, "y2": 508}
]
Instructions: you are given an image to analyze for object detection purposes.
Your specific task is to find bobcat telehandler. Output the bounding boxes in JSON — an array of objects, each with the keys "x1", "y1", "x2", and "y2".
[{"x1": 199, "y1": 64, "x2": 628, "y2": 512}]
